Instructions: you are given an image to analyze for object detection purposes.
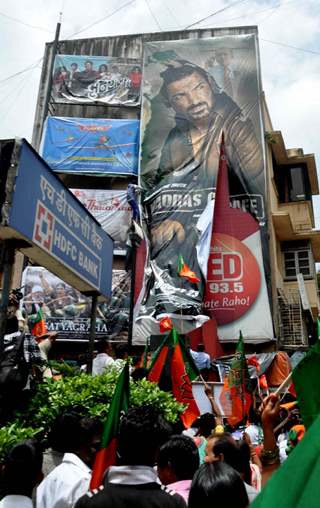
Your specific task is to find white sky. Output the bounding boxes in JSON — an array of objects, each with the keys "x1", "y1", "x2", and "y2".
[{"x1": 0, "y1": 0, "x2": 319, "y2": 223}]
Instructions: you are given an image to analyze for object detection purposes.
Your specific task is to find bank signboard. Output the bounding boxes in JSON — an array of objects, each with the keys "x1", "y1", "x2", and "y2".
[{"x1": 0, "y1": 139, "x2": 113, "y2": 299}]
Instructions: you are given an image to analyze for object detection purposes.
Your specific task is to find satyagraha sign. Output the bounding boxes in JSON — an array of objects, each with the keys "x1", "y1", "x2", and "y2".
[
  {"x1": 52, "y1": 55, "x2": 142, "y2": 106},
  {"x1": 21, "y1": 267, "x2": 130, "y2": 341},
  {"x1": 0, "y1": 139, "x2": 113, "y2": 299},
  {"x1": 41, "y1": 117, "x2": 140, "y2": 176},
  {"x1": 136, "y1": 34, "x2": 272, "y2": 344},
  {"x1": 71, "y1": 189, "x2": 131, "y2": 255}
]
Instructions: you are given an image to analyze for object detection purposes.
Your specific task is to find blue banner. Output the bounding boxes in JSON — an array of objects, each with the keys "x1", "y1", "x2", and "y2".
[
  {"x1": 41, "y1": 117, "x2": 140, "y2": 176},
  {"x1": 7, "y1": 140, "x2": 113, "y2": 298}
]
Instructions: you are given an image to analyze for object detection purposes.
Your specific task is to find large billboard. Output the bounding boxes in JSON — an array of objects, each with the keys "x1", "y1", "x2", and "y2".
[
  {"x1": 52, "y1": 55, "x2": 142, "y2": 106},
  {"x1": 135, "y1": 34, "x2": 272, "y2": 344},
  {"x1": 21, "y1": 267, "x2": 130, "y2": 341},
  {"x1": 0, "y1": 139, "x2": 113, "y2": 299},
  {"x1": 71, "y1": 189, "x2": 131, "y2": 255},
  {"x1": 41, "y1": 117, "x2": 139, "y2": 176}
]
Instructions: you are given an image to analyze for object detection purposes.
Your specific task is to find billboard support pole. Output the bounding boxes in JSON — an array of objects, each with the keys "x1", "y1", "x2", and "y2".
[
  {"x1": 128, "y1": 229, "x2": 140, "y2": 351},
  {"x1": 41, "y1": 20, "x2": 61, "y2": 140},
  {"x1": 87, "y1": 294, "x2": 98, "y2": 375},
  {"x1": 0, "y1": 243, "x2": 15, "y2": 362}
]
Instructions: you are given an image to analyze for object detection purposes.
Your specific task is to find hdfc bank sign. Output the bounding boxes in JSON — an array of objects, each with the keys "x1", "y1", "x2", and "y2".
[{"x1": 205, "y1": 233, "x2": 261, "y2": 325}]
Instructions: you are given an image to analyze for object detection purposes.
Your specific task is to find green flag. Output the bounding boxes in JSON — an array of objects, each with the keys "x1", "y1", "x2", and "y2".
[
  {"x1": 317, "y1": 318, "x2": 320, "y2": 340},
  {"x1": 90, "y1": 362, "x2": 130, "y2": 489},
  {"x1": 251, "y1": 413, "x2": 320, "y2": 508},
  {"x1": 292, "y1": 340, "x2": 320, "y2": 429}
]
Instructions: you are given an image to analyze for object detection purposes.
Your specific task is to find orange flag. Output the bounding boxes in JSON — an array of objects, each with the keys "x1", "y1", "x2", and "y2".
[{"x1": 177, "y1": 255, "x2": 200, "y2": 283}]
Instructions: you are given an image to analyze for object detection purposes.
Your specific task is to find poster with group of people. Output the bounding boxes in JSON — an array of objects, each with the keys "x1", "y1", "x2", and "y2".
[
  {"x1": 134, "y1": 34, "x2": 273, "y2": 344},
  {"x1": 52, "y1": 55, "x2": 142, "y2": 106},
  {"x1": 21, "y1": 267, "x2": 130, "y2": 340}
]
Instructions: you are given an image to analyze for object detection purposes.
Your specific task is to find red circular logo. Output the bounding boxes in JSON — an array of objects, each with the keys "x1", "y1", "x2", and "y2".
[{"x1": 205, "y1": 233, "x2": 261, "y2": 325}]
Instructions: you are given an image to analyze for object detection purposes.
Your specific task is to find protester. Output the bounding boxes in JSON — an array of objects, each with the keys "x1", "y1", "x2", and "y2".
[
  {"x1": 190, "y1": 344, "x2": 211, "y2": 376},
  {"x1": 37, "y1": 413, "x2": 102, "y2": 508},
  {"x1": 113, "y1": 344, "x2": 129, "y2": 370},
  {"x1": 157, "y1": 435, "x2": 199, "y2": 503},
  {"x1": 245, "y1": 405, "x2": 264, "y2": 447},
  {"x1": 0, "y1": 439, "x2": 43, "y2": 507},
  {"x1": 204, "y1": 432, "x2": 258, "y2": 503},
  {"x1": 75, "y1": 406, "x2": 186, "y2": 508},
  {"x1": 259, "y1": 393, "x2": 281, "y2": 485},
  {"x1": 193, "y1": 413, "x2": 217, "y2": 464},
  {"x1": 188, "y1": 461, "x2": 249, "y2": 508},
  {"x1": 92, "y1": 340, "x2": 115, "y2": 375}
]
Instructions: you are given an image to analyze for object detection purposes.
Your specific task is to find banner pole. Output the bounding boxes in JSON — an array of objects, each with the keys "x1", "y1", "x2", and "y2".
[
  {"x1": 87, "y1": 294, "x2": 98, "y2": 375},
  {"x1": 128, "y1": 229, "x2": 137, "y2": 351}
]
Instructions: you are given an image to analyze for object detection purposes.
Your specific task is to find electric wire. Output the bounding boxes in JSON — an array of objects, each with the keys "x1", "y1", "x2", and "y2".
[
  {"x1": 144, "y1": 0, "x2": 163, "y2": 31},
  {"x1": 0, "y1": 10, "x2": 53, "y2": 33},
  {"x1": 185, "y1": 0, "x2": 250, "y2": 29}
]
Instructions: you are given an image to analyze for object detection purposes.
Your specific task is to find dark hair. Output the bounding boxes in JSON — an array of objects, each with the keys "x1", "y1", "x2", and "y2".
[
  {"x1": 96, "y1": 340, "x2": 111, "y2": 354},
  {"x1": 71, "y1": 62, "x2": 78, "y2": 68},
  {"x1": 115, "y1": 343, "x2": 128, "y2": 359},
  {"x1": 248, "y1": 404, "x2": 261, "y2": 425},
  {"x1": 99, "y1": 64, "x2": 108, "y2": 72},
  {"x1": 0, "y1": 439, "x2": 43, "y2": 497},
  {"x1": 189, "y1": 462, "x2": 249, "y2": 508},
  {"x1": 211, "y1": 434, "x2": 242, "y2": 473},
  {"x1": 160, "y1": 63, "x2": 213, "y2": 101},
  {"x1": 195, "y1": 413, "x2": 216, "y2": 438},
  {"x1": 118, "y1": 406, "x2": 172, "y2": 466},
  {"x1": 85, "y1": 60, "x2": 93, "y2": 66},
  {"x1": 197, "y1": 343, "x2": 205, "y2": 352},
  {"x1": 48, "y1": 412, "x2": 101, "y2": 453},
  {"x1": 131, "y1": 367, "x2": 148, "y2": 381},
  {"x1": 157, "y1": 435, "x2": 199, "y2": 480}
]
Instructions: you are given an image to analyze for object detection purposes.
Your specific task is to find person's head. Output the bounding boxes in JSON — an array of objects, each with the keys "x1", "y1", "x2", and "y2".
[
  {"x1": 188, "y1": 462, "x2": 249, "y2": 508},
  {"x1": 111, "y1": 65, "x2": 119, "y2": 73},
  {"x1": 114, "y1": 343, "x2": 129, "y2": 360},
  {"x1": 248, "y1": 404, "x2": 261, "y2": 425},
  {"x1": 31, "y1": 285, "x2": 44, "y2": 302},
  {"x1": 96, "y1": 339, "x2": 112, "y2": 355},
  {"x1": 71, "y1": 63, "x2": 78, "y2": 71},
  {"x1": 160, "y1": 64, "x2": 215, "y2": 124},
  {"x1": 99, "y1": 64, "x2": 108, "y2": 73},
  {"x1": 0, "y1": 439, "x2": 43, "y2": 498},
  {"x1": 157, "y1": 435, "x2": 199, "y2": 485},
  {"x1": 215, "y1": 48, "x2": 233, "y2": 67},
  {"x1": 195, "y1": 413, "x2": 216, "y2": 439},
  {"x1": 84, "y1": 60, "x2": 93, "y2": 71},
  {"x1": 197, "y1": 343, "x2": 205, "y2": 352},
  {"x1": 131, "y1": 367, "x2": 148, "y2": 381},
  {"x1": 61, "y1": 66, "x2": 68, "y2": 74},
  {"x1": 55, "y1": 282, "x2": 66, "y2": 297},
  {"x1": 117, "y1": 406, "x2": 172, "y2": 466},
  {"x1": 50, "y1": 412, "x2": 102, "y2": 467},
  {"x1": 205, "y1": 433, "x2": 242, "y2": 474}
]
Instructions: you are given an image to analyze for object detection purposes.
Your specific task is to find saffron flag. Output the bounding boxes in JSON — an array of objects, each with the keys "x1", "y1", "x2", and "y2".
[
  {"x1": 203, "y1": 133, "x2": 273, "y2": 343},
  {"x1": 177, "y1": 254, "x2": 200, "y2": 283},
  {"x1": 220, "y1": 331, "x2": 252, "y2": 426},
  {"x1": 159, "y1": 316, "x2": 173, "y2": 333},
  {"x1": 148, "y1": 327, "x2": 200, "y2": 427},
  {"x1": 90, "y1": 362, "x2": 130, "y2": 489},
  {"x1": 30, "y1": 308, "x2": 47, "y2": 337},
  {"x1": 292, "y1": 340, "x2": 320, "y2": 429},
  {"x1": 250, "y1": 413, "x2": 320, "y2": 508}
]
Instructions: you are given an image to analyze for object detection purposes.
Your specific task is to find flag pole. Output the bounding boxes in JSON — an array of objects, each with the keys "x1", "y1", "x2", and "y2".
[{"x1": 274, "y1": 371, "x2": 292, "y2": 396}]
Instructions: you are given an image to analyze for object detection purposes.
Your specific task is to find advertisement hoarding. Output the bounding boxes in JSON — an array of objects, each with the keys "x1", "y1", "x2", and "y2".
[
  {"x1": 135, "y1": 34, "x2": 272, "y2": 344},
  {"x1": 21, "y1": 267, "x2": 129, "y2": 341},
  {"x1": 52, "y1": 55, "x2": 142, "y2": 106},
  {"x1": 71, "y1": 189, "x2": 131, "y2": 255},
  {"x1": 41, "y1": 117, "x2": 139, "y2": 176}
]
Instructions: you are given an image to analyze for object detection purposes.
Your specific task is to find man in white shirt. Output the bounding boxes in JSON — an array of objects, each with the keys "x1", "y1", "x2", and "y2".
[
  {"x1": 37, "y1": 414, "x2": 102, "y2": 508},
  {"x1": 190, "y1": 344, "x2": 211, "y2": 373},
  {"x1": 92, "y1": 340, "x2": 115, "y2": 376},
  {"x1": 0, "y1": 439, "x2": 43, "y2": 508}
]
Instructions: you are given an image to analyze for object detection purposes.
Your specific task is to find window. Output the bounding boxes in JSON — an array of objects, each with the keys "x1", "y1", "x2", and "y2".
[
  {"x1": 283, "y1": 243, "x2": 314, "y2": 279},
  {"x1": 274, "y1": 163, "x2": 311, "y2": 203}
]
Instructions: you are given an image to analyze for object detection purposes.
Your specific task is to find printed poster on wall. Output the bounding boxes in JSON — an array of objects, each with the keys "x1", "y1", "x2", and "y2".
[
  {"x1": 21, "y1": 267, "x2": 130, "y2": 341},
  {"x1": 135, "y1": 34, "x2": 272, "y2": 344},
  {"x1": 41, "y1": 117, "x2": 139, "y2": 176},
  {"x1": 71, "y1": 189, "x2": 131, "y2": 255},
  {"x1": 52, "y1": 55, "x2": 142, "y2": 106}
]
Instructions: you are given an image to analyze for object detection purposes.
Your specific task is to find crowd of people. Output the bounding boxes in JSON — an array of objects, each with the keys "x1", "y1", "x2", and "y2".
[{"x1": 0, "y1": 366, "x2": 296, "y2": 508}]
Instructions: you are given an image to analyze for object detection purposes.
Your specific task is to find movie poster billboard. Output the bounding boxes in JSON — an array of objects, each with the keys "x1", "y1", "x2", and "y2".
[
  {"x1": 71, "y1": 189, "x2": 131, "y2": 255},
  {"x1": 52, "y1": 55, "x2": 142, "y2": 106},
  {"x1": 41, "y1": 117, "x2": 139, "y2": 176},
  {"x1": 21, "y1": 267, "x2": 130, "y2": 341},
  {"x1": 135, "y1": 34, "x2": 272, "y2": 345}
]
